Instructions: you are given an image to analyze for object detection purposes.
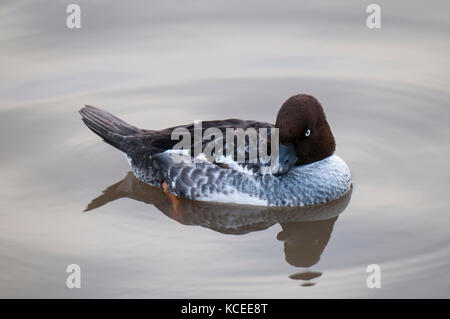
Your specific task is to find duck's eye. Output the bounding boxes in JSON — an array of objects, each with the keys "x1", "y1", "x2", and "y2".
[{"x1": 305, "y1": 129, "x2": 311, "y2": 137}]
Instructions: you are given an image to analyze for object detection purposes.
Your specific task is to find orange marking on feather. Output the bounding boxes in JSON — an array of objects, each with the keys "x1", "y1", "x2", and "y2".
[{"x1": 162, "y1": 180, "x2": 182, "y2": 221}]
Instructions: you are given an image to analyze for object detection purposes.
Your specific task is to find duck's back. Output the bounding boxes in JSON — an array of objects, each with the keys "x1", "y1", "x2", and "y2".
[{"x1": 81, "y1": 105, "x2": 273, "y2": 160}]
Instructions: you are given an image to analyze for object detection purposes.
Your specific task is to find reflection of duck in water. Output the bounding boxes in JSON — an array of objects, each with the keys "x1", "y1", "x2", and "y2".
[
  {"x1": 85, "y1": 172, "x2": 352, "y2": 285},
  {"x1": 280, "y1": 218, "x2": 338, "y2": 287}
]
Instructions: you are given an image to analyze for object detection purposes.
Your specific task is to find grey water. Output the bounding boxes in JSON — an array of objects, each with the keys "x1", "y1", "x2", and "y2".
[{"x1": 1, "y1": 0, "x2": 450, "y2": 298}]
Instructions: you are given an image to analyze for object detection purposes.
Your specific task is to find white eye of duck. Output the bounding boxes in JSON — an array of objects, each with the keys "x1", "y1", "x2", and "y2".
[{"x1": 305, "y1": 129, "x2": 311, "y2": 137}]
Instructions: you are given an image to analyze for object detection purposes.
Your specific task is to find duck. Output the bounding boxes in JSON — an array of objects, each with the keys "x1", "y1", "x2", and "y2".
[
  {"x1": 79, "y1": 94, "x2": 351, "y2": 207},
  {"x1": 84, "y1": 171, "x2": 352, "y2": 267}
]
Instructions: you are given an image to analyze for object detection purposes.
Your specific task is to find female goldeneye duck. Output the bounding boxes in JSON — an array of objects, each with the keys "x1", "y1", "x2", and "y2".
[{"x1": 79, "y1": 94, "x2": 351, "y2": 207}]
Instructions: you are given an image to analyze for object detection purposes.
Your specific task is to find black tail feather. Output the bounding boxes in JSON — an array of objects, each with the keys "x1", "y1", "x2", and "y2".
[{"x1": 79, "y1": 105, "x2": 143, "y2": 152}]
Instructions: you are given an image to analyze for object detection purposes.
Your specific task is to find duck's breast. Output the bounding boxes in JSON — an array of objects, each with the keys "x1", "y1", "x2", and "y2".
[{"x1": 264, "y1": 154, "x2": 351, "y2": 206}]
